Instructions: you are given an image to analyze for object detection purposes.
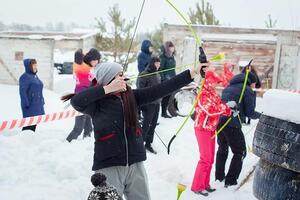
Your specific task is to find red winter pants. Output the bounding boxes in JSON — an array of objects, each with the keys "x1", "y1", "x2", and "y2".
[{"x1": 191, "y1": 128, "x2": 215, "y2": 192}]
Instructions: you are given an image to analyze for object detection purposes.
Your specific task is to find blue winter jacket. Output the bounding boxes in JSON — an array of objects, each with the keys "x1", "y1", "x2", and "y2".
[
  {"x1": 219, "y1": 73, "x2": 261, "y2": 128},
  {"x1": 137, "y1": 40, "x2": 152, "y2": 73},
  {"x1": 19, "y1": 59, "x2": 45, "y2": 118}
]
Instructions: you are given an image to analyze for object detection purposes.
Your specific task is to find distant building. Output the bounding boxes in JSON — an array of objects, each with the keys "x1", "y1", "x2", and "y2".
[
  {"x1": 0, "y1": 31, "x2": 98, "y2": 89},
  {"x1": 164, "y1": 24, "x2": 300, "y2": 89}
]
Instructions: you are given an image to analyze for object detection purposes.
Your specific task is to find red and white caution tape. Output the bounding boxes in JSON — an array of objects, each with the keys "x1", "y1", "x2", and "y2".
[
  {"x1": 287, "y1": 89, "x2": 300, "y2": 94},
  {"x1": 0, "y1": 109, "x2": 82, "y2": 133}
]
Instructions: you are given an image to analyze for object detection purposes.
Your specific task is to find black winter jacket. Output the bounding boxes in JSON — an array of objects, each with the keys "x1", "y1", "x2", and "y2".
[
  {"x1": 136, "y1": 67, "x2": 161, "y2": 104},
  {"x1": 71, "y1": 70, "x2": 193, "y2": 170},
  {"x1": 219, "y1": 73, "x2": 261, "y2": 128}
]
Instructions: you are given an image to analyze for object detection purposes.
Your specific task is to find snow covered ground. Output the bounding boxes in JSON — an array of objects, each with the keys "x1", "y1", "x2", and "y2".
[{"x1": 0, "y1": 71, "x2": 263, "y2": 199}]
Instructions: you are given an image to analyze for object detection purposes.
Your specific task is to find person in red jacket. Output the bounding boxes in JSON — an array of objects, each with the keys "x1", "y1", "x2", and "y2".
[{"x1": 191, "y1": 66, "x2": 237, "y2": 196}]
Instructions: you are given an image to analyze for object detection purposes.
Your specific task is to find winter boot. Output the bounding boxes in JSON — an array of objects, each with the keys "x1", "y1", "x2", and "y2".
[
  {"x1": 145, "y1": 143, "x2": 157, "y2": 154},
  {"x1": 193, "y1": 190, "x2": 209, "y2": 197},
  {"x1": 205, "y1": 186, "x2": 216, "y2": 193},
  {"x1": 161, "y1": 113, "x2": 172, "y2": 118}
]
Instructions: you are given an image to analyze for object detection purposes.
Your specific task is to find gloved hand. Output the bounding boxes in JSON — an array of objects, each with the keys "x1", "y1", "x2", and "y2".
[
  {"x1": 231, "y1": 109, "x2": 239, "y2": 117},
  {"x1": 226, "y1": 101, "x2": 239, "y2": 117},
  {"x1": 226, "y1": 101, "x2": 237, "y2": 109}
]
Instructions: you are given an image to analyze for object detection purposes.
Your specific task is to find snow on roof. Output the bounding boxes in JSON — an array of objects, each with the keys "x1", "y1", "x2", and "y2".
[
  {"x1": 263, "y1": 89, "x2": 300, "y2": 124},
  {"x1": 0, "y1": 31, "x2": 99, "y2": 40},
  {"x1": 201, "y1": 33, "x2": 277, "y2": 44},
  {"x1": 27, "y1": 34, "x2": 45, "y2": 40}
]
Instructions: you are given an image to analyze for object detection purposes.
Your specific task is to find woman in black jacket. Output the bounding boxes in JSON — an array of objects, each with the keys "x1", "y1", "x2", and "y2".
[
  {"x1": 62, "y1": 62, "x2": 206, "y2": 200},
  {"x1": 137, "y1": 56, "x2": 161, "y2": 154}
]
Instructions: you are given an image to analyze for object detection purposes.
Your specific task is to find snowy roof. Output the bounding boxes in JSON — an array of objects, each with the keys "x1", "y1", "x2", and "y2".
[
  {"x1": 166, "y1": 23, "x2": 300, "y2": 44},
  {"x1": 166, "y1": 23, "x2": 300, "y2": 34},
  {"x1": 201, "y1": 33, "x2": 277, "y2": 44},
  {"x1": 0, "y1": 31, "x2": 99, "y2": 41}
]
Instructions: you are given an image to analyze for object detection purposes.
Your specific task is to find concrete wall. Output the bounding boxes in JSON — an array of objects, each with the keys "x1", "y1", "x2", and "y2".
[
  {"x1": 272, "y1": 33, "x2": 300, "y2": 89},
  {"x1": 0, "y1": 38, "x2": 54, "y2": 89}
]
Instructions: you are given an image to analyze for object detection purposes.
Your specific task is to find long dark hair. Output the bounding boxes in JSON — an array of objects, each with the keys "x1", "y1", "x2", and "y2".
[
  {"x1": 121, "y1": 85, "x2": 139, "y2": 132},
  {"x1": 148, "y1": 56, "x2": 160, "y2": 72},
  {"x1": 61, "y1": 93, "x2": 75, "y2": 102}
]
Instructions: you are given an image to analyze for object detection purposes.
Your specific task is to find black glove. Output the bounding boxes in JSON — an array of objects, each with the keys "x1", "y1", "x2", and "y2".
[{"x1": 199, "y1": 47, "x2": 208, "y2": 78}]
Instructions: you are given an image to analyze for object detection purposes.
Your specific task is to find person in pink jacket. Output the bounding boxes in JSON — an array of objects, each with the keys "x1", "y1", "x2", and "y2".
[
  {"x1": 191, "y1": 66, "x2": 236, "y2": 197},
  {"x1": 66, "y1": 48, "x2": 101, "y2": 142}
]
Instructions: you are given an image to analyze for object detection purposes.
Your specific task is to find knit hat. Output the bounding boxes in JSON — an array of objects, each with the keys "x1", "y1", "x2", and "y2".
[
  {"x1": 94, "y1": 62, "x2": 123, "y2": 86},
  {"x1": 87, "y1": 173, "x2": 121, "y2": 200},
  {"x1": 83, "y1": 48, "x2": 101, "y2": 64}
]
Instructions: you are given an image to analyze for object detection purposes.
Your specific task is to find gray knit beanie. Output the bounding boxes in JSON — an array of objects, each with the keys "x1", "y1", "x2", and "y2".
[{"x1": 94, "y1": 62, "x2": 123, "y2": 86}]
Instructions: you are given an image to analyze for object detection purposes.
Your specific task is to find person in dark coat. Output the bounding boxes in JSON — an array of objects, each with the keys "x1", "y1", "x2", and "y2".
[
  {"x1": 137, "y1": 40, "x2": 153, "y2": 73},
  {"x1": 19, "y1": 59, "x2": 45, "y2": 132},
  {"x1": 241, "y1": 65, "x2": 261, "y2": 124},
  {"x1": 215, "y1": 72, "x2": 261, "y2": 187},
  {"x1": 66, "y1": 48, "x2": 101, "y2": 142},
  {"x1": 137, "y1": 56, "x2": 161, "y2": 154},
  {"x1": 61, "y1": 61, "x2": 207, "y2": 200},
  {"x1": 136, "y1": 40, "x2": 153, "y2": 121},
  {"x1": 159, "y1": 41, "x2": 176, "y2": 118}
]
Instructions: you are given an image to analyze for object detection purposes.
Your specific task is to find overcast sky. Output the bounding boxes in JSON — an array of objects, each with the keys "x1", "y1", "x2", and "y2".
[{"x1": 0, "y1": 0, "x2": 300, "y2": 32}]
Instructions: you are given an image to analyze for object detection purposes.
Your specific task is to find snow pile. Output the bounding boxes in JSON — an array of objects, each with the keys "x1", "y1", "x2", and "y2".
[{"x1": 262, "y1": 89, "x2": 300, "y2": 124}]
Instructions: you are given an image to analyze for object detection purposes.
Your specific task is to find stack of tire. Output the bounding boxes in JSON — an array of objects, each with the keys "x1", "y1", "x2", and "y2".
[{"x1": 252, "y1": 92, "x2": 300, "y2": 200}]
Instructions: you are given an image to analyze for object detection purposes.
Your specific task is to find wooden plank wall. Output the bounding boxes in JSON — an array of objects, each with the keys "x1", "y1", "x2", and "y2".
[
  {"x1": 202, "y1": 41, "x2": 276, "y2": 85},
  {"x1": 164, "y1": 24, "x2": 300, "y2": 89}
]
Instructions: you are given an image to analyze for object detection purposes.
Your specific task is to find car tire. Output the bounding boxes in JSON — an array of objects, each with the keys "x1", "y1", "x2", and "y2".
[
  {"x1": 253, "y1": 159, "x2": 300, "y2": 200},
  {"x1": 253, "y1": 114, "x2": 300, "y2": 172}
]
